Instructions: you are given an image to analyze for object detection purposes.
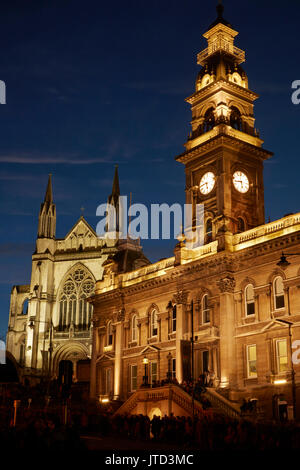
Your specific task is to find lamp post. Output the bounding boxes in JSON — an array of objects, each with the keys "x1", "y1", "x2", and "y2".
[
  {"x1": 29, "y1": 319, "x2": 53, "y2": 379},
  {"x1": 143, "y1": 356, "x2": 149, "y2": 387},
  {"x1": 275, "y1": 318, "x2": 296, "y2": 420}
]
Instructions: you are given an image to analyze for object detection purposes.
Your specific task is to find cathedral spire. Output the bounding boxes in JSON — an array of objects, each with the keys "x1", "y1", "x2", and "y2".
[
  {"x1": 44, "y1": 174, "x2": 53, "y2": 204},
  {"x1": 37, "y1": 175, "x2": 56, "y2": 239},
  {"x1": 111, "y1": 165, "x2": 120, "y2": 199}
]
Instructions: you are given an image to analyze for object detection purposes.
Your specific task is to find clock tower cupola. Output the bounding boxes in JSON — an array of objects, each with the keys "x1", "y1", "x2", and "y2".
[{"x1": 176, "y1": 3, "x2": 273, "y2": 244}]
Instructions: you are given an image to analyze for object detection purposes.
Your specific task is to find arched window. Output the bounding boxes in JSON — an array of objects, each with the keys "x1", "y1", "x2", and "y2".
[
  {"x1": 132, "y1": 315, "x2": 137, "y2": 342},
  {"x1": 59, "y1": 296, "x2": 68, "y2": 331},
  {"x1": 237, "y1": 217, "x2": 245, "y2": 233},
  {"x1": 171, "y1": 305, "x2": 177, "y2": 332},
  {"x1": 202, "y1": 294, "x2": 210, "y2": 324},
  {"x1": 230, "y1": 107, "x2": 242, "y2": 131},
  {"x1": 21, "y1": 299, "x2": 29, "y2": 315},
  {"x1": 203, "y1": 108, "x2": 215, "y2": 133},
  {"x1": 205, "y1": 219, "x2": 213, "y2": 243},
  {"x1": 58, "y1": 266, "x2": 95, "y2": 331},
  {"x1": 107, "y1": 321, "x2": 113, "y2": 346},
  {"x1": 274, "y1": 276, "x2": 285, "y2": 310},
  {"x1": 150, "y1": 309, "x2": 158, "y2": 337},
  {"x1": 245, "y1": 284, "x2": 255, "y2": 316}
]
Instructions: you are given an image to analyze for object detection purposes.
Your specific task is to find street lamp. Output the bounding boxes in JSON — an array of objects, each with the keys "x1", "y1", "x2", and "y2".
[
  {"x1": 274, "y1": 318, "x2": 296, "y2": 420},
  {"x1": 277, "y1": 252, "x2": 300, "y2": 269},
  {"x1": 143, "y1": 357, "x2": 149, "y2": 387}
]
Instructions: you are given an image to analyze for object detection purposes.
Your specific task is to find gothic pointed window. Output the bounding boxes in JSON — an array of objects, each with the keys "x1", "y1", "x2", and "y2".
[
  {"x1": 245, "y1": 284, "x2": 255, "y2": 316},
  {"x1": 58, "y1": 265, "x2": 95, "y2": 332},
  {"x1": 203, "y1": 108, "x2": 215, "y2": 133},
  {"x1": 230, "y1": 107, "x2": 242, "y2": 131}
]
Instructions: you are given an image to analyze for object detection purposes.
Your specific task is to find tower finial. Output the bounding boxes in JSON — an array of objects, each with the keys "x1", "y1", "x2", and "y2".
[{"x1": 216, "y1": 0, "x2": 224, "y2": 19}]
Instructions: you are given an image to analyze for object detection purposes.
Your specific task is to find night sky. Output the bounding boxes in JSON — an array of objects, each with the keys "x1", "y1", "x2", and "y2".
[{"x1": 0, "y1": 0, "x2": 300, "y2": 337}]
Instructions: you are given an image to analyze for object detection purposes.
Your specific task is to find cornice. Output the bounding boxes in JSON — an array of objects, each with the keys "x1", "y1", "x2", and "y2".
[
  {"x1": 185, "y1": 79, "x2": 259, "y2": 105},
  {"x1": 175, "y1": 133, "x2": 272, "y2": 165}
]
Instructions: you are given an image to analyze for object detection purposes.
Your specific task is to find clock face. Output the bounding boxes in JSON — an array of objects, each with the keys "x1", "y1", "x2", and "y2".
[
  {"x1": 233, "y1": 171, "x2": 249, "y2": 193},
  {"x1": 199, "y1": 172, "x2": 215, "y2": 195}
]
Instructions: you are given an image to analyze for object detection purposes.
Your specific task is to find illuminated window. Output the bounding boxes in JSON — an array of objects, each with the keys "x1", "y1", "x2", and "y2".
[
  {"x1": 276, "y1": 339, "x2": 288, "y2": 373},
  {"x1": 104, "y1": 368, "x2": 113, "y2": 395},
  {"x1": 58, "y1": 266, "x2": 95, "y2": 331},
  {"x1": 245, "y1": 284, "x2": 255, "y2": 316},
  {"x1": 131, "y1": 364, "x2": 137, "y2": 391},
  {"x1": 132, "y1": 315, "x2": 137, "y2": 342},
  {"x1": 150, "y1": 309, "x2": 158, "y2": 337},
  {"x1": 247, "y1": 345, "x2": 257, "y2": 378},
  {"x1": 150, "y1": 361, "x2": 158, "y2": 385},
  {"x1": 202, "y1": 294, "x2": 210, "y2": 324},
  {"x1": 274, "y1": 276, "x2": 285, "y2": 310}
]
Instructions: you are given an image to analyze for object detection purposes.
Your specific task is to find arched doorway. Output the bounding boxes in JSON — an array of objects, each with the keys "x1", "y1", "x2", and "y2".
[
  {"x1": 58, "y1": 360, "x2": 73, "y2": 387},
  {"x1": 149, "y1": 407, "x2": 162, "y2": 420}
]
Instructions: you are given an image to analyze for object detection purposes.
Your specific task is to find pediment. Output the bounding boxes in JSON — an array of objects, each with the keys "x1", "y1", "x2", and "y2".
[
  {"x1": 96, "y1": 352, "x2": 115, "y2": 362},
  {"x1": 65, "y1": 217, "x2": 98, "y2": 242},
  {"x1": 140, "y1": 345, "x2": 161, "y2": 354},
  {"x1": 261, "y1": 320, "x2": 283, "y2": 333}
]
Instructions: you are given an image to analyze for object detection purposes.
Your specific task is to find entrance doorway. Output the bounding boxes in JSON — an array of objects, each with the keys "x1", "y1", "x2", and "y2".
[
  {"x1": 58, "y1": 360, "x2": 73, "y2": 387},
  {"x1": 202, "y1": 350, "x2": 209, "y2": 373}
]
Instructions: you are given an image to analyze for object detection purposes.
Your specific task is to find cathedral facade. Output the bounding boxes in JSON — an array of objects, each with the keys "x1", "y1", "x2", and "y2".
[
  {"x1": 6, "y1": 168, "x2": 149, "y2": 385},
  {"x1": 89, "y1": 6, "x2": 300, "y2": 419}
]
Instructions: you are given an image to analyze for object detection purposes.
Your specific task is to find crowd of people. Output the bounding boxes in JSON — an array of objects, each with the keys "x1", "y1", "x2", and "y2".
[{"x1": 1, "y1": 379, "x2": 300, "y2": 451}]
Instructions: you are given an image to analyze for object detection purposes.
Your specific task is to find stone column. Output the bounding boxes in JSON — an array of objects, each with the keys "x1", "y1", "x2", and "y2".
[
  {"x1": 89, "y1": 319, "x2": 100, "y2": 399},
  {"x1": 217, "y1": 275, "x2": 236, "y2": 388},
  {"x1": 113, "y1": 309, "x2": 124, "y2": 400},
  {"x1": 174, "y1": 290, "x2": 188, "y2": 384}
]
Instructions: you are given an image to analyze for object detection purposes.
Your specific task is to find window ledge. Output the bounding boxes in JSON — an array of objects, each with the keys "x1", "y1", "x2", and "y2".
[
  {"x1": 103, "y1": 345, "x2": 113, "y2": 352},
  {"x1": 128, "y1": 341, "x2": 138, "y2": 348},
  {"x1": 148, "y1": 336, "x2": 158, "y2": 344}
]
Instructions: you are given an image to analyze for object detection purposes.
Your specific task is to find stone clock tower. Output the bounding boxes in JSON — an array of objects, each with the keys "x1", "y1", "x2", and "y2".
[{"x1": 176, "y1": 3, "x2": 273, "y2": 243}]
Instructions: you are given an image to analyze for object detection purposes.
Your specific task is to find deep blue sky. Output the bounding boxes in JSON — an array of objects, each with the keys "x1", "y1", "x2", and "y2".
[{"x1": 0, "y1": 0, "x2": 300, "y2": 337}]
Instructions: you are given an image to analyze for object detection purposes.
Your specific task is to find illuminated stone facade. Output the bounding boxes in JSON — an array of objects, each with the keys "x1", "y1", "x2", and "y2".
[
  {"x1": 6, "y1": 169, "x2": 148, "y2": 384},
  {"x1": 90, "y1": 6, "x2": 300, "y2": 418}
]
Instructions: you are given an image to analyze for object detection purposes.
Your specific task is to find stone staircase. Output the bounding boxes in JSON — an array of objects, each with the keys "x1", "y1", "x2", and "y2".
[{"x1": 114, "y1": 384, "x2": 242, "y2": 420}]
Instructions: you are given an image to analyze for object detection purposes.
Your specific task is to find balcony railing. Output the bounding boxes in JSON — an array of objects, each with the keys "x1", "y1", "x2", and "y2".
[{"x1": 197, "y1": 45, "x2": 245, "y2": 65}]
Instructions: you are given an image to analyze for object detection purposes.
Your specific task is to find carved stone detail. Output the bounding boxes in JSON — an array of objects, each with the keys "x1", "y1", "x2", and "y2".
[
  {"x1": 174, "y1": 290, "x2": 188, "y2": 305},
  {"x1": 217, "y1": 275, "x2": 236, "y2": 293}
]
